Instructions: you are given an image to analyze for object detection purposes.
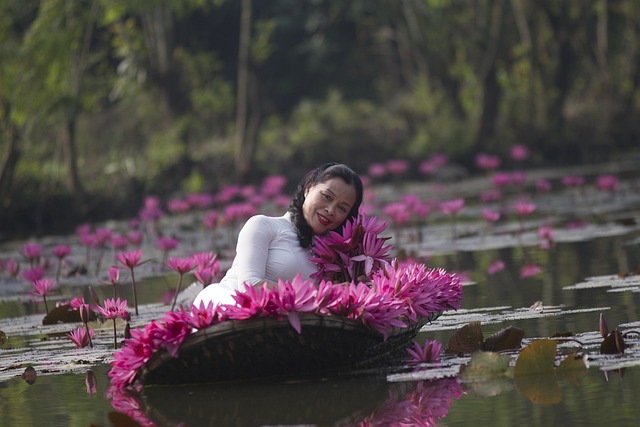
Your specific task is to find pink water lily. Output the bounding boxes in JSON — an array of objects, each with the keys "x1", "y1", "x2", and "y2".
[
  {"x1": 20, "y1": 243, "x2": 43, "y2": 266},
  {"x1": 31, "y1": 278, "x2": 57, "y2": 314},
  {"x1": 166, "y1": 257, "x2": 196, "y2": 310},
  {"x1": 404, "y1": 339, "x2": 443, "y2": 366},
  {"x1": 98, "y1": 298, "x2": 129, "y2": 349},
  {"x1": 270, "y1": 274, "x2": 318, "y2": 333},
  {"x1": 116, "y1": 249, "x2": 143, "y2": 315},
  {"x1": 67, "y1": 326, "x2": 95, "y2": 349}
]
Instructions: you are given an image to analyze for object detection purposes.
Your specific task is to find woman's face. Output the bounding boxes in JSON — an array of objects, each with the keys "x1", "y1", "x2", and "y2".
[{"x1": 303, "y1": 177, "x2": 357, "y2": 235}]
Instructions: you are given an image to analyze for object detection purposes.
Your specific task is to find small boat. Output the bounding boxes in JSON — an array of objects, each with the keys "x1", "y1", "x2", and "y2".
[{"x1": 138, "y1": 313, "x2": 437, "y2": 385}]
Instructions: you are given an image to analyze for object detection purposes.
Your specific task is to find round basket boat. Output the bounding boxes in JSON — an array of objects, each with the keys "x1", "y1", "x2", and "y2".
[{"x1": 139, "y1": 313, "x2": 436, "y2": 385}]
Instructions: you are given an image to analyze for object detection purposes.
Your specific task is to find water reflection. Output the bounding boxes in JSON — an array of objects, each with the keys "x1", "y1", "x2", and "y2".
[{"x1": 109, "y1": 375, "x2": 463, "y2": 426}]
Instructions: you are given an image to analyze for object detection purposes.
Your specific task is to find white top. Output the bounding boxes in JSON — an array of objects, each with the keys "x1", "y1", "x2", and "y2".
[{"x1": 218, "y1": 212, "x2": 317, "y2": 291}]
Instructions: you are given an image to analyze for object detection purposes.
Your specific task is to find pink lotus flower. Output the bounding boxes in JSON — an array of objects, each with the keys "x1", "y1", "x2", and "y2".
[
  {"x1": 269, "y1": 274, "x2": 318, "y2": 333},
  {"x1": 156, "y1": 236, "x2": 179, "y2": 260},
  {"x1": 186, "y1": 192, "x2": 214, "y2": 209},
  {"x1": 535, "y1": 178, "x2": 552, "y2": 193},
  {"x1": 596, "y1": 174, "x2": 619, "y2": 192},
  {"x1": 260, "y1": 174, "x2": 287, "y2": 197},
  {"x1": 101, "y1": 266, "x2": 121, "y2": 298},
  {"x1": 193, "y1": 267, "x2": 217, "y2": 286},
  {"x1": 480, "y1": 188, "x2": 502, "y2": 203},
  {"x1": 538, "y1": 226, "x2": 555, "y2": 250},
  {"x1": 67, "y1": 326, "x2": 95, "y2": 349},
  {"x1": 202, "y1": 210, "x2": 219, "y2": 229},
  {"x1": 228, "y1": 282, "x2": 274, "y2": 320},
  {"x1": 562, "y1": 175, "x2": 585, "y2": 187},
  {"x1": 22, "y1": 266, "x2": 45, "y2": 283},
  {"x1": 440, "y1": 198, "x2": 465, "y2": 239},
  {"x1": 482, "y1": 208, "x2": 501, "y2": 223},
  {"x1": 475, "y1": 153, "x2": 500, "y2": 171},
  {"x1": 116, "y1": 249, "x2": 144, "y2": 316},
  {"x1": 191, "y1": 252, "x2": 219, "y2": 271},
  {"x1": 514, "y1": 201, "x2": 536, "y2": 217},
  {"x1": 311, "y1": 214, "x2": 393, "y2": 283},
  {"x1": 491, "y1": 171, "x2": 511, "y2": 187},
  {"x1": 487, "y1": 259, "x2": 505, "y2": 275},
  {"x1": 368, "y1": 163, "x2": 387, "y2": 179},
  {"x1": 5, "y1": 258, "x2": 19, "y2": 278},
  {"x1": 167, "y1": 198, "x2": 190, "y2": 215},
  {"x1": 509, "y1": 144, "x2": 529, "y2": 161},
  {"x1": 404, "y1": 339, "x2": 442, "y2": 365},
  {"x1": 110, "y1": 235, "x2": 129, "y2": 251},
  {"x1": 31, "y1": 278, "x2": 56, "y2": 314},
  {"x1": 181, "y1": 300, "x2": 226, "y2": 330},
  {"x1": 127, "y1": 230, "x2": 143, "y2": 247},
  {"x1": 386, "y1": 159, "x2": 409, "y2": 176},
  {"x1": 520, "y1": 263, "x2": 542, "y2": 278},
  {"x1": 98, "y1": 298, "x2": 130, "y2": 349},
  {"x1": 20, "y1": 243, "x2": 43, "y2": 265},
  {"x1": 166, "y1": 257, "x2": 196, "y2": 310},
  {"x1": 52, "y1": 244, "x2": 71, "y2": 281}
]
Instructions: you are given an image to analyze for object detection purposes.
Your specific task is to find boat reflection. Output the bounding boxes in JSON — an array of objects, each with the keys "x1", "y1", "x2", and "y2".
[{"x1": 109, "y1": 375, "x2": 463, "y2": 426}]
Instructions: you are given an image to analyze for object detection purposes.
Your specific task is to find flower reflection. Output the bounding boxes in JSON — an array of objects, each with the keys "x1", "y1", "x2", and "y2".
[{"x1": 348, "y1": 378, "x2": 464, "y2": 427}]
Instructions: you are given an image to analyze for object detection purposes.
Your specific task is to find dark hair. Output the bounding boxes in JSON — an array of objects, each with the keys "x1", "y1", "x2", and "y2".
[{"x1": 288, "y1": 163, "x2": 364, "y2": 248}]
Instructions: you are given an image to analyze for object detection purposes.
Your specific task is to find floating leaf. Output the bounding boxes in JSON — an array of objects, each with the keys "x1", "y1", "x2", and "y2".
[
  {"x1": 556, "y1": 352, "x2": 587, "y2": 385},
  {"x1": 446, "y1": 321, "x2": 484, "y2": 354},
  {"x1": 514, "y1": 339, "x2": 557, "y2": 376},
  {"x1": 21, "y1": 366, "x2": 37, "y2": 385},
  {"x1": 42, "y1": 304, "x2": 82, "y2": 325},
  {"x1": 482, "y1": 326, "x2": 524, "y2": 352},
  {"x1": 515, "y1": 371, "x2": 561, "y2": 405},
  {"x1": 601, "y1": 329, "x2": 626, "y2": 354},
  {"x1": 551, "y1": 331, "x2": 574, "y2": 338},
  {"x1": 459, "y1": 351, "x2": 513, "y2": 382}
]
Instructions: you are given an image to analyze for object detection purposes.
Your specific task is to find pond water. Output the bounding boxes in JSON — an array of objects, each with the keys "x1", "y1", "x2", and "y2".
[{"x1": 1, "y1": 160, "x2": 640, "y2": 426}]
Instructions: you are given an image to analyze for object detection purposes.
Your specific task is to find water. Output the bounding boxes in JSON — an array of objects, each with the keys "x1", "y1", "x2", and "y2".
[{"x1": 1, "y1": 163, "x2": 640, "y2": 426}]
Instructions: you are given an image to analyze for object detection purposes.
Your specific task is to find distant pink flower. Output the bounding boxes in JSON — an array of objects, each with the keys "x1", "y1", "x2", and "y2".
[
  {"x1": 510, "y1": 171, "x2": 527, "y2": 186},
  {"x1": 5, "y1": 259, "x2": 19, "y2": 278},
  {"x1": 223, "y1": 203, "x2": 257, "y2": 225},
  {"x1": 596, "y1": 174, "x2": 619, "y2": 192},
  {"x1": 562, "y1": 175, "x2": 585, "y2": 187},
  {"x1": 186, "y1": 192, "x2": 214, "y2": 209},
  {"x1": 383, "y1": 202, "x2": 411, "y2": 226},
  {"x1": 110, "y1": 235, "x2": 129, "y2": 251},
  {"x1": 368, "y1": 163, "x2": 386, "y2": 178},
  {"x1": 31, "y1": 278, "x2": 57, "y2": 314},
  {"x1": 476, "y1": 153, "x2": 500, "y2": 171},
  {"x1": 156, "y1": 236, "x2": 179, "y2": 256},
  {"x1": 520, "y1": 264, "x2": 542, "y2": 278},
  {"x1": 514, "y1": 201, "x2": 536, "y2": 217},
  {"x1": 535, "y1": 179, "x2": 552, "y2": 193},
  {"x1": 566, "y1": 219, "x2": 588, "y2": 229},
  {"x1": 386, "y1": 159, "x2": 409, "y2": 176},
  {"x1": 487, "y1": 259, "x2": 505, "y2": 275},
  {"x1": 538, "y1": 226, "x2": 555, "y2": 250},
  {"x1": 491, "y1": 172, "x2": 511, "y2": 187},
  {"x1": 404, "y1": 339, "x2": 442, "y2": 365},
  {"x1": 419, "y1": 160, "x2": 437, "y2": 175},
  {"x1": 509, "y1": 144, "x2": 529, "y2": 161},
  {"x1": 167, "y1": 198, "x2": 190, "y2": 215},
  {"x1": 440, "y1": 198, "x2": 465, "y2": 239},
  {"x1": 22, "y1": 266, "x2": 45, "y2": 283},
  {"x1": 127, "y1": 230, "x2": 143, "y2": 247},
  {"x1": 480, "y1": 188, "x2": 502, "y2": 203},
  {"x1": 52, "y1": 244, "x2": 71, "y2": 259},
  {"x1": 139, "y1": 196, "x2": 164, "y2": 222},
  {"x1": 20, "y1": 243, "x2": 42, "y2": 266},
  {"x1": 260, "y1": 175, "x2": 287, "y2": 197},
  {"x1": 482, "y1": 209, "x2": 500, "y2": 223},
  {"x1": 202, "y1": 210, "x2": 219, "y2": 229},
  {"x1": 67, "y1": 326, "x2": 94, "y2": 349},
  {"x1": 440, "y1": 198, "x2": 465, "y2": 216}
]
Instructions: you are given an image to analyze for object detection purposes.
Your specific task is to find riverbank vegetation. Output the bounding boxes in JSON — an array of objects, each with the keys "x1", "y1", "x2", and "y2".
[{"x1": 1, "y1": 0, "x2": 640, "y2": 239}]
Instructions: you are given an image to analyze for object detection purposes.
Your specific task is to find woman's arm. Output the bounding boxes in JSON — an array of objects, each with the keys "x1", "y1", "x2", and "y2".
[{"x1": 234, "y1": 215, "x2": 275, "y2": 287}]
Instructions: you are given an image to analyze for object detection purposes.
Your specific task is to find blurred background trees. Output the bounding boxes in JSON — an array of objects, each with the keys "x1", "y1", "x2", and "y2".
[{"x1": 1, "y1": 0, "x2": 639, "y2": 237}]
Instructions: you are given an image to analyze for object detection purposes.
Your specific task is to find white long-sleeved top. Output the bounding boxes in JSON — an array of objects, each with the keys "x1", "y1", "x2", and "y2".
[{"x1": 193, "y1": 212, "x2": 317, "y2": 306}]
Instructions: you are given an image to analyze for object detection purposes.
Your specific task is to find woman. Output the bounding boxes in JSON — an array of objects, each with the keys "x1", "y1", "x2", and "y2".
[{"x1": 193, "y1": 163, "x2": 364, "y2": 307}]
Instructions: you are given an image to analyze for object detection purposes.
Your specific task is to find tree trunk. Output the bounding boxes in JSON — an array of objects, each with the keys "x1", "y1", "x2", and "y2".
[
  {"x1": 234, "y1": 0, "x2": 252, "y2": 183},
  {"x1": 63, "y1": 118, "x2": 85, "y2": 196},
  {"x1": 0, "y1": 122, "x2": 21, "y2": 212}
]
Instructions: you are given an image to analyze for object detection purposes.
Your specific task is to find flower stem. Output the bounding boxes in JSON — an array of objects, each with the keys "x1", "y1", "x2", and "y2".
[
  {"x1": 42, "y1": 295, "x2": 49, "y2": 315},
  {"x1": 112, "y1": 318, "x2": 118, "y2": 349},
  {"x1": 84, "y1": 321, "x2": 93, "y2": 348},
  {"x1": 171, "y1": 274, "x2": 184, "y2": 311},
  {"x1": 130, "y1": 268, "x2": 139, "y2": 316}
]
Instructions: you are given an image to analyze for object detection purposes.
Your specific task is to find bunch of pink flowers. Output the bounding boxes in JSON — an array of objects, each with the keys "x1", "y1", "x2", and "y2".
[{"x1": 109, "y1": 261, "x2": 462, "y2": 389}]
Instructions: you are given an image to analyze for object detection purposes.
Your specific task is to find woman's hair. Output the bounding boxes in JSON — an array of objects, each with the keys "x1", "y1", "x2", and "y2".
[{"x1": 288, "y1": 163, "x2": 364, "y2": 248}]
